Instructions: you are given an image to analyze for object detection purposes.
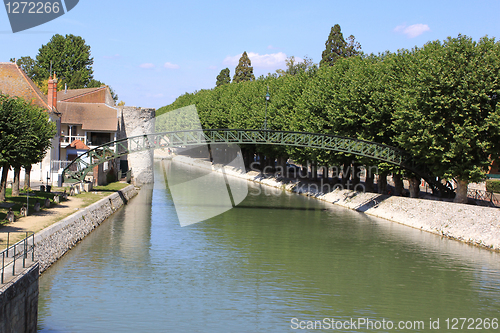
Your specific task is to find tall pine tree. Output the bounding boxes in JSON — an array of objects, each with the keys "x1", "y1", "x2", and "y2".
[
  {"x1": 216, "y1": 68, "x2": 231, "y2": 87},
  {"x1": 320, "y1": 24, "x2": 361, "y2": 67},
  {"x1": 233, "y1": 52, "x2": 255, "y2": 83}
]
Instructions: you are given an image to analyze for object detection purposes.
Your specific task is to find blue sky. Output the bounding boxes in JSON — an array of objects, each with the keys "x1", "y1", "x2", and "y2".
[{"x1": 1, "y1": 0, "x2": 499, "y2": 109}]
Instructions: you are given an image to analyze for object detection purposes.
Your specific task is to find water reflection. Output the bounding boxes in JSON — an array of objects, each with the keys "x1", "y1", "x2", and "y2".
[{"x1": 38, "y1": 160, "x2": 500, "y2": 332}]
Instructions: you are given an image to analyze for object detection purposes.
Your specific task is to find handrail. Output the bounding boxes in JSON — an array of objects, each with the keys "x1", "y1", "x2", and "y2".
[
  {"x1": 467, "y1": 189, "x2": 500, "y2": 208},
  {"x1": 0, "y1": 232, "x2": 35, "y2": 284}
]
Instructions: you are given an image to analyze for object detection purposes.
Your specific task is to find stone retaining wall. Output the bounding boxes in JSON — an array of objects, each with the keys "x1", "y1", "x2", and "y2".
[
  {"x1": 34, "y1": 185, "x2": 138, "y2": 273},
  {"x1": 172, "y1": 155, "x2": 500, "y2": 251},
  {"x1": 0, "y1": 264, "x2": 39, "y2": 333}
]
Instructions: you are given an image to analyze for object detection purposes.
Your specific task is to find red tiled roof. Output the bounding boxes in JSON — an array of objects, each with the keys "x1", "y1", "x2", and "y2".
[
  {"x1": 0, "y1": 62, "x2": 52, "y2": 111},
  {"x1": 58, "y1": 101, "x2": 118, "y2": 132},
  {"x1": 58, "y1": 87, "x2": 103, "y2": 101},
  {"x1": 68, "y1": 139, "x2": 89, "y2": 150}
]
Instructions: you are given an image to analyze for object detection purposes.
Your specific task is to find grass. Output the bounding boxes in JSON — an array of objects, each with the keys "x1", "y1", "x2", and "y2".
[
  {"x1": 0, "y1": 181, "x2": 130, "y2": 226},
  {"x1": 0, "y1": 188, "x2": 56, "y2": 223},
  {"x1": 73, "y1": 182, "x2": 129, "y2": 206}
]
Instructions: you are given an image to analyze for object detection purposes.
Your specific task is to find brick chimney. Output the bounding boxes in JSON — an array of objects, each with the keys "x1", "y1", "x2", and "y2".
[{"x1": 47, "y1": 72, "x2": 57, "y2": 111}]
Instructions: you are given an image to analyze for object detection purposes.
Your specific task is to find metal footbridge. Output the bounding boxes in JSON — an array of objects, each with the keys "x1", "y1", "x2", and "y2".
[{"x1": 62, "y1": 129, "x2": 454, "y2": 196}]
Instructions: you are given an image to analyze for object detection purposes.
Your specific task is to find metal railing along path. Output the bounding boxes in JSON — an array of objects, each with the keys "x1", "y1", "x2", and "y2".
[
  {"x1": 1, "y1": 232, "x2": 35, "y2": 284},
  {"x1": 62, "y1": 129, "x2": 455, "y2": 197},
  {"x1": 467, "y1": 189, "x2": 500, "y2": 207}
]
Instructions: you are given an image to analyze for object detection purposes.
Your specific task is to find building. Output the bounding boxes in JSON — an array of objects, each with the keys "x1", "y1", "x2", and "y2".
[
  {"x1": 57, "y1": 85, "x2": 119, "y2": 158},
  {"x1": 0, "y1": 62, "x2": 61, "y2": 183},
  {"x1": 55, "y1": 85, "x2": 122, "y2": 185}
]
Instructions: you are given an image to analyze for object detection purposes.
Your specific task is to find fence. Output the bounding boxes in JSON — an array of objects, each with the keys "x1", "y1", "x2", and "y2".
[
  {"x1": 51, "y1": 160, "x2": 72, "y2": 172},
  {"x1": 467, "y1": 189, "x2": 500, "y2": 207},
  {"x1": 1, "y1": 232, "x2": 35, "y2": 284}
]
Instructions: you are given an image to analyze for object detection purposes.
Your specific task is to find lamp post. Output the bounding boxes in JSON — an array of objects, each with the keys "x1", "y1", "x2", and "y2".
[{"x1": 264, "y1": 86, "x2": 270, "y2": 130}]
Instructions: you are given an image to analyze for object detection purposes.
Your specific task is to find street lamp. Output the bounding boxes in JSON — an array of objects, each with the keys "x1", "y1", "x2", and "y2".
[{"x1": 264, "y1": 86, "x2": 271, "y2": 130}]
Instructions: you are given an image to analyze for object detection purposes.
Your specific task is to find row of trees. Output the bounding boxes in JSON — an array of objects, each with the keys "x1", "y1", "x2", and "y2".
[
  {"x1": 11, "y1": 34, "x2": 118, "y2": 102},
  {"x1": 0, "y1": 94, "x2": 55, "y2": 201},
  {"x1": 158, "y1": 31, "x2": 500, "y2": 203}
]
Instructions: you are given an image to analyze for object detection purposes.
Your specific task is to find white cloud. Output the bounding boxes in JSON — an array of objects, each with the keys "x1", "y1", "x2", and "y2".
[
  {"x1": 393, "y1": 24, "x2": 406, "y2": 33},
  {"x1": 394, "y1": 23, "x2": 430, "y2": 38},
  {"x1": 140, "y1": 63, "x2": 155, "y2": 69},
  {"x1": 164, "y1": 62, "x2": 180, "y2": 69},
  {"x1": 223, "y1": 52, "x2": 287, "y2": 68}
]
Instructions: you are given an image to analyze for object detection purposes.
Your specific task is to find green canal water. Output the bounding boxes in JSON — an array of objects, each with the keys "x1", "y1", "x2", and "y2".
[{"x1": 38, "y1": 161, "x2": 500, "y2": 332}]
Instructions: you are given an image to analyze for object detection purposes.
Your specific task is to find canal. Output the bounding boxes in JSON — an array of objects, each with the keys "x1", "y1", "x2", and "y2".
[{"x1": 38, "y1": 160, "x2": 500, "y2": 332}]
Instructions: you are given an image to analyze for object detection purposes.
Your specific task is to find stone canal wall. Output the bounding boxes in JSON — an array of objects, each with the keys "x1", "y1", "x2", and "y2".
[
  {"x1": 0, "y1": 264, "x2": 39, "y2": 333},
  {"x1": 171, "y1": 155, "x2": 500, "y2": 251},
  {"x1": 34, "y1": 185, "x2": 138, "y2": 273}
]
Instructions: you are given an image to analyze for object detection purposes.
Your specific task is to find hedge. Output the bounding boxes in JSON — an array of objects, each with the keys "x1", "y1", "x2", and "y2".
[{"x1": 486, "y1": 179, "x2": 500, "y2": 193}]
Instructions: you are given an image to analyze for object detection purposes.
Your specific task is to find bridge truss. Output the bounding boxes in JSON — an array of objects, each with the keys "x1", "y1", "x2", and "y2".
[{"x1": 62, "y1": 129, "x2": 454, "y2": 196}]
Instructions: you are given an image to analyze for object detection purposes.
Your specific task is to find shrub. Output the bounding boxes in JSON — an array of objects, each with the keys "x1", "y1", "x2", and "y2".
[{"x1": 485, "y1": 179, "x2": 500, "y2": 193}]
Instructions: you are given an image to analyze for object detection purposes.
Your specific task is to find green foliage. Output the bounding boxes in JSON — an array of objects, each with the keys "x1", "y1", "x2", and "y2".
[
  {"x1": 157, "y1": 34, "x2": 500, "y2": 188},
  {"x1": 11, "y1": 56, "x2": 38, "y2": 80},
  {"x1": 486, "y1": 179, "x2": 500, "y2": 193},
  {"x1": 0, "y1": 94, "x2": 56, "y2": 168},
  {"x1": 11, "y1": 34, "x2": 119, "y2": 100},
  {"x1": 233, "y1": 51, "x2": 255, "y2": 83},
  {"x1": 216, "y1": 68, "x2": 231, "y2": 87},
  {"x1": 276, "y1": 56, "x2": 317, "y2": 76},
  {"x1": 320, "y1": 24, "x2": 362, "y2": 67},
  {"x1": 34, "y1": 34, "x2": 94, "y2": 89},
  {"x1": 391, "y1": 35, "x2": 500, "y2": 182}
]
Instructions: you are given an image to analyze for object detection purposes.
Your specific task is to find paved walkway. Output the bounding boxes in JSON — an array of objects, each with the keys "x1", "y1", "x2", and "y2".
[{"x1": 0, "y1": 196, "x2": 84, "y2": 249}]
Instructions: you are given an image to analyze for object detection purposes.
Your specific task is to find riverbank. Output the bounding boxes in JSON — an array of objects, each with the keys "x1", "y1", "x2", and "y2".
[
  {"x1": 171, "y1": 155, "x2": 500, "y2": 251},
  {"x1": 34, "y1": 184, "x2": 138, "y2": 273}
]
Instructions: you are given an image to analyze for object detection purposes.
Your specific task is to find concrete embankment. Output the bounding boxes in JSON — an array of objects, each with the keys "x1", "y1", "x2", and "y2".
[
  {"x1": 171, "y1": 155, "x2": 500, "y2": 251},
  {"x1": 34, "y1": 184, "x2": 138, "y2": 273}
]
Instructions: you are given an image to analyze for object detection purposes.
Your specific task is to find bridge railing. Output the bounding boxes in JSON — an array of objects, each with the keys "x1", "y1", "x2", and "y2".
[{"x1": 62, "y1": 129, "x2": 455, "y2": 197}]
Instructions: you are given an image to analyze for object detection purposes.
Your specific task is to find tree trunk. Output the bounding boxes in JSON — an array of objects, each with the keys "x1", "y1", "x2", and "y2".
[
  {"x1": 0, "y1": 164, "x2": 10, "y2": 202},
  {"x1": 365, "y1": 172, "x2": 375, "y2": 193},
  {"x1": 393, "y1": 173, "x2": 404, "y2": 196},
  {"x1": 322, "y1": 166, "x2": 329, "y2": 180},
  {"x1": 12, "y1": 166, "x2": 21, "y2": 197},
  {"x1": 311, "y1": 162, "x2": 317, "y2": 180},
  {"x1": 351, "y1": 163, "x2": 361, "y2": 187},
  {"x1": 341, "y1": 162, "x2": 351, "y2": 187},
  {"x1": 409, "y1": 177, "x2": 421, "y2": 198},
  {"x1": 24, "y1": 164, "x2": 32, "y2": 189},
  {"x1": 454, "y1": 179, "x2": 469, "y2": 204},
  {"x1": 377, "y1": 171, "x2": 388, "y2": 194}
]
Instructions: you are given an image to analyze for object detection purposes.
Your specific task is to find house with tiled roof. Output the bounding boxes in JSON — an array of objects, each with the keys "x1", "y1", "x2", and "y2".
[
  {"x1": 0, "y1": 62, "x2": 61, "y2": 183},
  {"x1": 55, "y1": 84, "x2": 122, "y2": 185},
  {"x1": 57, "y1": 85, "x2": 119, "y2": 160}
]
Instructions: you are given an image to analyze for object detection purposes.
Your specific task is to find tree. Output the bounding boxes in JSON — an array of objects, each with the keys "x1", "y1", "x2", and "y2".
[
  {"x1": 34, "y1": 34, "x2": 94, "y2": 89},
  {"x1": 0, "y1": 94, "x2": 55, "y2": 199},
  {"x1": 216, "y1": 68, "x2": 231, "y2": 87},
  {"x1": 21, "y1": 102, "x2": 56, "y2": 191},
  {"x1": 391, "y1": 35, "x2": 500, "y2": 202},
  {"x1": 10, "y1": 56, "x2": 38, "y2": 80},
  {"x1": 276, "y1": 56, "x2": 317, "y2": 76},
  {"x1": 233, "y1": 51, "x2": 255, "y2": 83},
  {"x1": 320, "y1": 24, "x2": 361, "y2": 67}
]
